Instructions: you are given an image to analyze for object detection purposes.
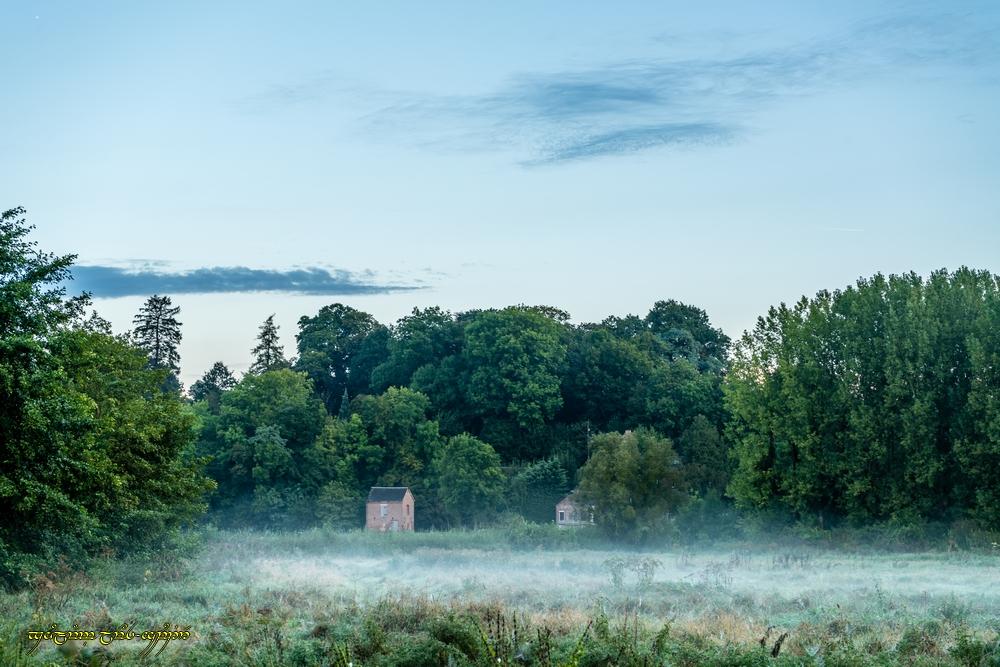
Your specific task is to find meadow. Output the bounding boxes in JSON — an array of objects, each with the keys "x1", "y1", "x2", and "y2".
[{"x1": 2, "y1": 527, "x2": 999, "y2": 666}]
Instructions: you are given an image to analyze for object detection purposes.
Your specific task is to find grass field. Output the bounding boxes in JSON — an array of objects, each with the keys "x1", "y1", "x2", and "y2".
[{"x1": 2, "y1": 527, "x2": 999, "y2": 665}]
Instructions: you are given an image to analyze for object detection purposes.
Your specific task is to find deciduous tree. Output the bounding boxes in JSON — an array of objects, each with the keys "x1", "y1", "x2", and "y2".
[
  {"x1": 190, "y1": 361, "x2": 236, "y2": 412},
  {"x1": 295, "y1": 303, "x2": 388, "y2": 412},
  {"x1": 431, "y1": 433, "x2": 505, "y2": 527},
  {"x1": 577, "y1": 428, "x2": 687, "y2": 539}
]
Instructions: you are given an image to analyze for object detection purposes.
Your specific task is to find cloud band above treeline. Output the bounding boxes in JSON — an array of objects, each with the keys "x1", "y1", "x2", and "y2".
[{"x1": 69, "y1": 265, "x2": 423, "y2": 298}]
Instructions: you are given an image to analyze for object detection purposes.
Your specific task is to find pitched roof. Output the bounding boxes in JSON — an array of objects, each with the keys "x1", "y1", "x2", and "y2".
[
  {"x1": 558, "y1": 490, "x2": 582, "y2": 506},
  {"x1": 367, "y1": 486, "x2": 410, "y2": 502}
]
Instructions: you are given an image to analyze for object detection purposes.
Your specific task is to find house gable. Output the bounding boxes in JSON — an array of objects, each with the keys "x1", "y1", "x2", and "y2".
[{"x1": 365, "y1": 487, "x2": 414, "y2": 532}]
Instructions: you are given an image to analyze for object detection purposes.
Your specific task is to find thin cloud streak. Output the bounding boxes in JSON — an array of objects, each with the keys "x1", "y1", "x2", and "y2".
[
  {"x1": 523, "y1": 122, "x2": 737, "y2": 166},
  {"x1": 346, "y1": 12, "x2": 997, "y2": 164},
  {"x1": 69, "y1": 265, "x2": 425, "y2": 298}
]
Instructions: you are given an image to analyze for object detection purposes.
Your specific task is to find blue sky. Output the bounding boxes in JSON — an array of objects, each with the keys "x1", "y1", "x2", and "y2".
[{"x1": 2, "y1": 1, "x2": 999, "y2": 385}]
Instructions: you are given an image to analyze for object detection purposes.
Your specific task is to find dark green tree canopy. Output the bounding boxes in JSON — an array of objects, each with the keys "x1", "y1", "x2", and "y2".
[
  {"x1": 463, "y1": 306, "x2": 568, "y2": 432},
  {"x1": 187, "y1": 295, "x2": 732, "y2": 534},
  {"x1": 352, "y1": 386, "x2": 442, "y2": 484},
  {"x1": 560, "y1": 327, "x2": 653, "y2": 431},
  {"x1": 509, "y1": 458, "x2": 571, "y2": 523},
  {"x1": 676, "y1": 415, "x2": 729, "y2": 496},
  {"x1": 431, "y1": 433, "x2": 505, "y2": 527},
  {"x1": 295, "y1": 303, "x2": 389, "y2": 412},
  {"x1": 645, "y1": 299, "x2": 730, "y2": 366},
  {"x1": 197, "y1": 368, "x2": 327, "y2": 526},
  {"x1": 371, "y1": 306, "x2": 461, "y2": 392},
  {"x1": 218, "y1": 368, "x2": 326, "y2": 453}
]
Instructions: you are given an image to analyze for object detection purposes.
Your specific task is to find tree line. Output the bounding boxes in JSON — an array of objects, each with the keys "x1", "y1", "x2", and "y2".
[
  {"x1": 2, "y1": 206, "x2": 999, "y2": 584},
  {"x1": 186, "y1": 297, "x2": 730, "y2": 530}
]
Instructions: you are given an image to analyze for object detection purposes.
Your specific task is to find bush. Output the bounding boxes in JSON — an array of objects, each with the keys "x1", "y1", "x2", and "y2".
[{"x1": 949, "y1": 629, "x2": 1000, "y2": 667}]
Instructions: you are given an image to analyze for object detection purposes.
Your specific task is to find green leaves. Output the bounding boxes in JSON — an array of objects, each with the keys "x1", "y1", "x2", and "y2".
[
  {"x1": 726, "y1": 268, "x2": 1000, "y2": 529},
  {"x1": 0, "y1": 209, "x2": 216, "y2": 585},
  {"x1": 578, "y1": 428, "x2": 686, "y2": 539},
  {"x1": 509, "y1": 458, "x2": 571, "y2": 523},
  {"x1": 0, "y1": 207, "x2": 79, "y2": 337},
  {"x1": 295, "y1": 303, "x2": 388, "y2": 412},
  {"x1": 218, "y1": 369, "x2": 326, "y2": 453},
  {"x1": 198, "y1": 368, "x2": 326, "y2": 525},
  {"x1": 463, "y1": 307, "x2": 568, "y2": 430},
  {"x1": 190, "y1": 361, "x2": 236, "y2": 411},
  {"x1": 431, "y1": 433, "x2": 505, "y2": 527}
]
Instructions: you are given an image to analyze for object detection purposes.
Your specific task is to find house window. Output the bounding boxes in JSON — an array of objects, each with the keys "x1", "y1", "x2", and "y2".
[
  {"x1": 406, "y1": 504, "x2": 410, "y2": 515},
  {"x1": 380, "y1": 503, "x2": 388, "y2": 517},
  {"x1": 558, "y1": 510, "x2": 565, "y2": 522}
]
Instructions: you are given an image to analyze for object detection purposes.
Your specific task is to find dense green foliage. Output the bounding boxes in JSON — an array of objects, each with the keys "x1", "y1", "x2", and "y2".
[
  {"x1": 192, "y1": 299, "x2": 731, "y2": 533},
  {"x1": 577, "y1": 428, "x2": 687, "y2": 538},
  {"x1": 0, "y1": 208, "x2": 212, "y2": 587},
  {"x1": 187, "y1": 268, "x2": 1000, "y2": 537},
  {"x1": 295, "y1": 303, "x2": 389, "y2": 412},
  {"x1": 509, "y1": 458, "x2": 572, "y2": 524},
  {"x1": 189, "y1": 361, "x2": 236, "y2": 410},
  {"x1": 432, "y1": 433, "x2": 506, "y2": 527},
  {"x1": 196, "y1": 368, "x2": 327, "y2": 526},
  {"x1": 726, "y1": 269, "x2": 1000, "y2": 529}
]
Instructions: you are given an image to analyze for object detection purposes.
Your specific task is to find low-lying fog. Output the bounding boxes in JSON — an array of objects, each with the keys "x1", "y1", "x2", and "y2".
[{"x1": 203, "y1": 538, "x2": 1000, "y2": 623}]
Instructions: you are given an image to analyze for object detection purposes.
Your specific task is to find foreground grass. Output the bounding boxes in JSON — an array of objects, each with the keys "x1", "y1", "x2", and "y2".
[{"x1": 2, "y1": 527, "x2": 999, "y2": 665}]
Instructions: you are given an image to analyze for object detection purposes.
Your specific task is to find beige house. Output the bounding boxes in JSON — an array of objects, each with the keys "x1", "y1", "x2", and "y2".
[
  {"x1": 555, "y1": 491, "x2": 593, "y2": 528},
  {"x1": 366, "y1": 487, "x2": 414, "y2": 532}
]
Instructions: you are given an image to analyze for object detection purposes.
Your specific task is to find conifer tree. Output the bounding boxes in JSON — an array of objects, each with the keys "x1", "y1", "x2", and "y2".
[
  {"x1": 337, "y1": 387, "x2": 351, "y2": 420},
  {"x1": 132, "y1": 294, "x2": 182, "y2": 373},
  {"x1": 250, "y1": 314, "x2": 288, "y2": 374}
]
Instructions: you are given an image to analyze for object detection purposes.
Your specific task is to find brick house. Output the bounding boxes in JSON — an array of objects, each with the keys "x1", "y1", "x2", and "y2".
[
  {"x1": 366, "y1": 487, "x2": 414, "y2": 532},
  {"x1": 555, "y1": 491, "x2": 593, "y2": 528}
]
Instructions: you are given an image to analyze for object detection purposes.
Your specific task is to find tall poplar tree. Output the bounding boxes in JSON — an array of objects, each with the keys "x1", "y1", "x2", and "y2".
[{"x1": 726, "y1": 268, "x2": 1000, "y2": 528}]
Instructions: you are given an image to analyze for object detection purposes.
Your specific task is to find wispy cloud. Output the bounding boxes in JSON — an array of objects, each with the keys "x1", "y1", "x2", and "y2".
[
  {"x1": 250, "y1": 10, "x2": 998, "y2": 165},
  {"x1": 526, "y1": 123, "x2": 736, "y2": 165},
  {"x1": 69, "y1": 265, "x2": 424, "y2": 298}
]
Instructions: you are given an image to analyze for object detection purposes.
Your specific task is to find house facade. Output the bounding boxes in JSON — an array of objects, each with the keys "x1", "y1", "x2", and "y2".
[
  {"x1": 555, "y1": 491, "x2": 592, "y2": 528},
  {"x1": 366, "y1": 487, "x2": 414, "y2": 532}
]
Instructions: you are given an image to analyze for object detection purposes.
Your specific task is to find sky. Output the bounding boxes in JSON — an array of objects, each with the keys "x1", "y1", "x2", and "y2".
[{"x1": 2, "y1": 1, "x2": 998, "y2": 386}]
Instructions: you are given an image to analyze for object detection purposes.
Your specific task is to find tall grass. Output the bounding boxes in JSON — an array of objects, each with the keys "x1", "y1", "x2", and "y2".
[{"x1": 3, "y1": 526, "x2": 1000, "y2": 665}]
